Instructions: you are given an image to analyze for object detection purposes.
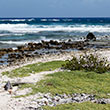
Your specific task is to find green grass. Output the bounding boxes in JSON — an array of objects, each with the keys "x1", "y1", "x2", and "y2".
[
  {"x1": 43, "y1": 102, "x2": 110, "y2": 110},
  {"x1": 2, "y1": 61, "x2": 65, "y2": 78},
  {"x1": 7, "y1": 60, "x2": 110, "y2": 109},
  {"x1": 20, "y1": 71, "x2": 110, "y2": 98}
]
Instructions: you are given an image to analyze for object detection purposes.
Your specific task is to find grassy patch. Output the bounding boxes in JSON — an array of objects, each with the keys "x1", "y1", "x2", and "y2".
[
  {"x1": 21, "y1": 71, "x2": 110, "y2": 98},
  {"x1": 2, "y1": 61, "x2": 65, "y2": 78},
  {"x1": 43, "y1": 102, "x2": 110, "y2": 110}
]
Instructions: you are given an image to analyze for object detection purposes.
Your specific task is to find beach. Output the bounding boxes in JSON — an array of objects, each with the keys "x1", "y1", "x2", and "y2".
[
  {"x1": 0, "y1": 46, "x2": 110, "y2": 109},
  {"x1": 1, "y1": 18, "x2": 110, "y2": 109}
]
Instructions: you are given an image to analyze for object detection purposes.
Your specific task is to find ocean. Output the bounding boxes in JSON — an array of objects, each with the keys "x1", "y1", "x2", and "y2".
[{"x1": 0, "y1": 17, "x2": 110, "y2": 48}]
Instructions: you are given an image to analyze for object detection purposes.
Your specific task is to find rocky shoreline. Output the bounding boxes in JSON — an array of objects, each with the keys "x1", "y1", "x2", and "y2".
[
  {"x1": 0, "y1": 33, "x2": 110, "y2": 67},
  {"x1": 0, "y1": 38, "x2": 110, "y2": 67},
  {"x1": 0, "y1": 40, "x2": 88, "y2": 66},
  {"x1": 1, "y1": 33, "x2": 110, "y2": 110},
  {"x1": 6, "y1": 92, "x2": 110, "y2": 110}
]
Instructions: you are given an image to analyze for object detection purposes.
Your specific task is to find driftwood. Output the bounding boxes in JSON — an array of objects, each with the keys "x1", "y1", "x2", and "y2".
[{"x1": 12, "y1": 82, "x2": 34, "y2": 86}]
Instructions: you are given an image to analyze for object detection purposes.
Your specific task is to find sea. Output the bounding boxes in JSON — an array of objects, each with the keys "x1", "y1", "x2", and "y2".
[{"x1": 0, "y1": 17, "x2": 110, "y2": 49}]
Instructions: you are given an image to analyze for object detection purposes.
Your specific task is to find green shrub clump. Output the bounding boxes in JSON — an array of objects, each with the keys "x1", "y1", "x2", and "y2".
[{"x1": 63, "y1": 52, "x2": 110, "y2": 73}]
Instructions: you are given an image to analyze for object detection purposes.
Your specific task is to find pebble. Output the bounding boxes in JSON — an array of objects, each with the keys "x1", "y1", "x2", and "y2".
[{"x1": 5, "y1": 92, "x2": 110, "y2": 110}]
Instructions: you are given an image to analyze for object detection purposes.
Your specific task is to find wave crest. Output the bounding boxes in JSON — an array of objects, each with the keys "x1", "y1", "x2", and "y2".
[{"x1": 0, "y1": 24, "x2": 110, "y2": 34}]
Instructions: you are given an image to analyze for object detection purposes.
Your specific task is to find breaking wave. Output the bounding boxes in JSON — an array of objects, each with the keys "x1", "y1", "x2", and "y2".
[{"x1": 0, "y1": 24, "x2": 110, "y2": 35}]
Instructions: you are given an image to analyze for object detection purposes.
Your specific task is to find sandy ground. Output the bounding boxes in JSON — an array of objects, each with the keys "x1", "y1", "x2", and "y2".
[
  {"x1": 0, "y1": 52, "x2": 74, "y2": 110},
  {"x1": 0, "y1": 49, "x2": 110, "y2": 110},
  {"x1": 0, "y1": 69, "x2": 63, "y2": 110}
]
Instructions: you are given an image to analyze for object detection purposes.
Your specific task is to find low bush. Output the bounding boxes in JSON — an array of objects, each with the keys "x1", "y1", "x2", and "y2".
[{"x1": 63, "y1": 52, "x2": 110, "y2": 73}]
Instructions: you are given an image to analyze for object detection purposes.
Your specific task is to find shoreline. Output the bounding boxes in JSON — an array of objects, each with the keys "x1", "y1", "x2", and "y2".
[
  {"x1": 0, "y1": 51, "x2": 74, "y2": 73},
  {"x1": 0, "y1": 47, "x2": 110, "y2": 110},
  {"x1": 1, "y1": 47, "x2": 110, "y2": 73},
  {"x1": 0, "y1": 38, "x2": 110, "y2": 67}
]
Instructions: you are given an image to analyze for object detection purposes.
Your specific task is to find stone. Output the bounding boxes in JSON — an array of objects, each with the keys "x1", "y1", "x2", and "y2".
[
  {"x1": 49, "y1": 40, "x2": 59, "y2": 45},
  {"x1": 96, "y1": 98, "x2": 110, "y2": 104},
  {"x1": 4, "y1": 81, "x2": 12, "y2": 91},
  {"x1": 85, "y1": 32, "x2": 96, "y2": 41}
]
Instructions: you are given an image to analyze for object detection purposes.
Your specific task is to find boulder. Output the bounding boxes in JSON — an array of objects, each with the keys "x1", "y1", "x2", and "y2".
[
  {"x1": 49, "y1": 40, "x2": 59, "y2": 45},
  {"x1": 85, "y1": 33, "x2": 96, "y2": 41}
]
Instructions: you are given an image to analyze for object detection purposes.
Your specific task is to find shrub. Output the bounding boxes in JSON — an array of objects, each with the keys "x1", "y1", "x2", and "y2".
[{"x1": 63, "y1": 52, "x2": 110, "y2": 73}]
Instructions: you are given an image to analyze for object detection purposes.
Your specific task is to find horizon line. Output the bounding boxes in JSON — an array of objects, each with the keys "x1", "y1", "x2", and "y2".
[{"x1": 0, "y1": 16, "x2": 110, "y2": 19}]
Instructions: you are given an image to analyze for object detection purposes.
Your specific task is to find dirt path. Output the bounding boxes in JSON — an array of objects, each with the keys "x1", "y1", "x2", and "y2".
[
  {"x1": 0, "y1": 52, "x2": 73, "y2": 110},
  {"x1": 0, "y1": 68, "x2": 63, "y2": 110}
]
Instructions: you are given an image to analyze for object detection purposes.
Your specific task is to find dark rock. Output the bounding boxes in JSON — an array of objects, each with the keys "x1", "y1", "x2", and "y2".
[
  {"x1": 28, "y1": 42, "x2": 34, "y2": 46},
  {"x1": 17, "y1": 46, "x2": 29, "y2": 52},
  {"x1": 8, "y1": 53, "x2": 24, "y2": 59},
  {"x1": 41, "y1": 40, "x2": 45, "y2": 44},
  {"x1": 78, "y1": 47, "x2": 84, "y2": 50},
  {"x1": 0, "y1": 60, "x2": 4, "y2": 63},
  {"x1": 68, "y1": 39, "x2": 72, "y2": 42},
  {"x1": 101, "y1": 101, "x2": 106, "y2": 104},
  {"x1": 105, "y1": 36, "x2": 108, "y2": 38},
  {"x1": 49, "y1": 40, "x2": 59, "y2": 45},
  {"x1": 95, "y1": 98, "x2": 110, "y2": 104},
  {"x1": 0, "y1": 50, "x2": 6, "y2": 56},
  {"x1": 6, "y1": 48, "x2": 14, "y2": 53},
  {"x1": 4, "y1": 81, "x2": 12, "y2": 91},
  {"x1": 55, "y1": 93, "x2": 59, "y2": 96},
  {"x1": 85, "y1": 33, "x2": 96, "y2": 41},
  {"x1": 41, "y1": 40, "x2": 49, "y2": 45},
  {"x1": 27, "y1": 107, "x2": 41, "y2": 110}
]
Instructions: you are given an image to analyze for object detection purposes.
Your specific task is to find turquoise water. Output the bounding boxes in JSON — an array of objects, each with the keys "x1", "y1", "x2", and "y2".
[{"x1": 0, "y1": 18, "x2": 110, "y2": 48}]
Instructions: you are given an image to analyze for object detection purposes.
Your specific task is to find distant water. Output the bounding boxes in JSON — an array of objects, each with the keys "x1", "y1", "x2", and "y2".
[{"x1": 0, "y1": 17, "x2": 110, "y2": 48}]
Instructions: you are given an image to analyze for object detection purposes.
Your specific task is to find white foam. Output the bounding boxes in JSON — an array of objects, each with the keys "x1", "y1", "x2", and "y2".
[
  {"x1": 0, "y1": 40, "x2": 33, "y2": 45},
  {"x1": 0, "y1": 19, "x2": 26, "y2": 22},
  {"x1": 0, "y1": 33, "x2": 24, "y2": 36},
  {"x1": 27, "y1": 18, "x2": 34, "y2": 21},
  {"x1": 0, "y1": 24, "x2": 110, "y2": 34},
  {"x1": 41, "y1": 19, "x2": 47, "y2": 21},
  {"x1": 0, "y1": 34, "x2": 11, "y2": 36},
  {"x1": 51, "y1": 19, "x2": 60, "y2": 22},
  {"x1": 10, "y1": 19, "x2": 26, "y2": 22},
  {"x1": 0, "y1": 36, "x2": 50, "y2": 45}
]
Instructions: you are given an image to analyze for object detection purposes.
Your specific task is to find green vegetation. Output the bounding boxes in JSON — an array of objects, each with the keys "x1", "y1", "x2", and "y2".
[
  {"x1": 20, "y1": 71, "x2": 110, "y2": 98},
  {"x1": 2, "y1": 61, "x2": 65, "y2": 77},
  {"x1": 63, "y1": 53, "x2": 110, "y2": 73},
  {"x1": 43, "y1": 102, "x2": 110, "y2": 110},
  {"x1": 6, "y1": 58, "x2": 110, "y2": 109}
]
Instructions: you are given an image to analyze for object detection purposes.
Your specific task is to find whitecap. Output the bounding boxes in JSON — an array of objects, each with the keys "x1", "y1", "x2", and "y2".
[
  {"x1": 0, "y1": 40, "x2": 31, "y2": 45},
  {"x1": 10, "y1": 19, "x2": 26, "y2": 22},
  {"x1": 41, "y1": 19, "x2": 47, "y2": 22},
  {"x1": 52, "y1": 19, "x2": 60, "y2": 22},
  {"x1": 48, "y1": 19, "x2": 60, "y2": 22},
  {"x1": 0, "y1": 23, "x2": 110, "y2": 34},
  {"x1": 0, "y1": 18, "x2": 35, "y2": 22},
  {"x1": 27, "y1": 18, "x2": 35, "y2": 21}
]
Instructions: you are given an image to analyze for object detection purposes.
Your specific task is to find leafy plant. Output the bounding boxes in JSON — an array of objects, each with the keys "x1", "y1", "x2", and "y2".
[{"x1": 63, "y1": 52, "x2": 110, "y2": 73}]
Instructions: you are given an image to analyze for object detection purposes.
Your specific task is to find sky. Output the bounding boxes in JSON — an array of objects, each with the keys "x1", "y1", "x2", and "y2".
[{"x1": 0, "y1": 0, "x2": 109, "y2": 17}]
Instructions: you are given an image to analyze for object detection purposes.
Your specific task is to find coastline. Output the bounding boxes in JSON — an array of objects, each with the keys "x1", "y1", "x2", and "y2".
[
  {"x1": 0, "y1": 48, "x2": 110, "y2": 110},
  {"x1": 1, "y1": 39, "x2": 110, "y2": 110},
  {"x1": 1, "y1": 47, "x2": 110, "y2": 73}
]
